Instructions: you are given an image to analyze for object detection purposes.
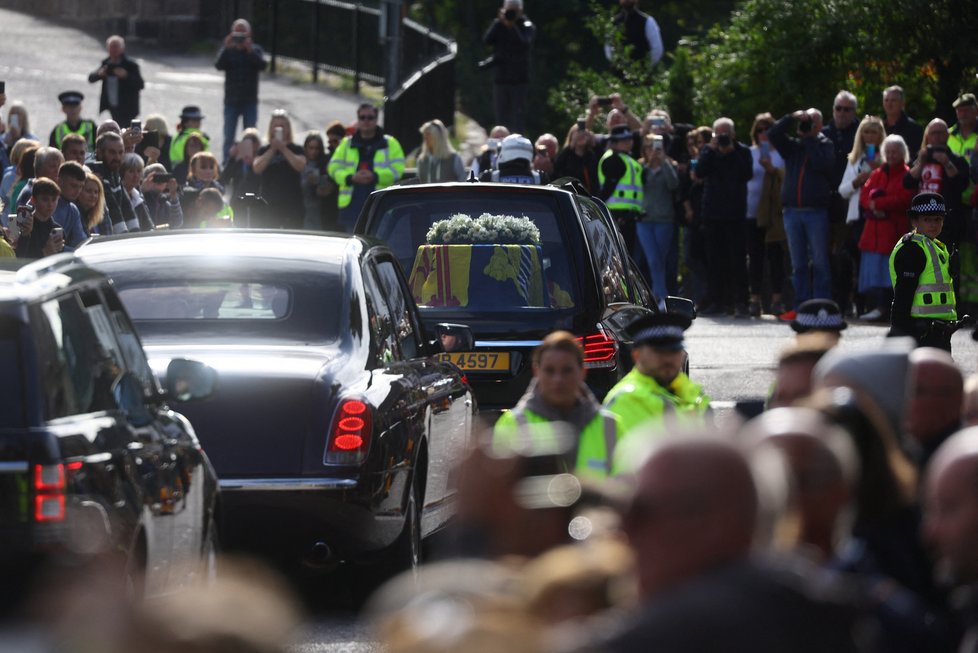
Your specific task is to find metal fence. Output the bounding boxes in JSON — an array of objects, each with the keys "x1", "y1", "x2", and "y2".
[{"x1": 220, "y1": 0, "x2": 456, "y2": 151}]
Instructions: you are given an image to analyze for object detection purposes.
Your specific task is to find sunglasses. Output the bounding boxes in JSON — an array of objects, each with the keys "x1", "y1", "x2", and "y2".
[
  {"x1": 358, "y1": 114, "x2": 377, "y2": 121},
  {"x1": 834, "y1": 105, "x2": 854, "y2": 112}
]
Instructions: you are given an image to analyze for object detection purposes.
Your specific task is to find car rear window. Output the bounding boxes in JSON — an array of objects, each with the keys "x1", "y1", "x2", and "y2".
[
  {"x1": 368, "y1": 191, "x2": 582, "y2": 312},
  {"x1": 118, "y1": 282, "x2": 289, "y2": 321}
]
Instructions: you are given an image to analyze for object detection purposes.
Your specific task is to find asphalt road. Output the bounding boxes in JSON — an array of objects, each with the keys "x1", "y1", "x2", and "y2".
[{"x1": 0, "y1": 8, "x2": 362, "y2": 158}]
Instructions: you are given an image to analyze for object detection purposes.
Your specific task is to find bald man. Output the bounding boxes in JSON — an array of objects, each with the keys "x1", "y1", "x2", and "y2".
[
  {"x1": 906, "y1": 348, "x2": 964, "y2": 469},
  {"x1": 604, "y1": 435, "x2": 859, "y2": 653},
  {"x1": 924, "y1": 429, "x2": 978, "y2": 649}
]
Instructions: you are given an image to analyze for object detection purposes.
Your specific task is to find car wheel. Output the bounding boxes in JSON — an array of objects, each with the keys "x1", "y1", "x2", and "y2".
[{"x1": 389, "y1": 474, "x2": 422, "y2": 575}]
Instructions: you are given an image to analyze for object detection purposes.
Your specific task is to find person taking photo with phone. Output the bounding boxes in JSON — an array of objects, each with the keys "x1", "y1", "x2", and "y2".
[
  {"x1": 903, "y1": 119, "x2": 968, "y2": 252},
  {"x1": 14, "y1": 177, "x2": 64, "y2": 259},
  {"x1": 215, "y1": 18, "x2": 267, "y2": 165},
  {"x1": 253, "y1": 110, "x2": 306, "y2": 229}
]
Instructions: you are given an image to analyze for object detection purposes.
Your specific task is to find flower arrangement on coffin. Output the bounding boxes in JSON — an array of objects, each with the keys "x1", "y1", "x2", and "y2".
[{"x1": 425, "y1": 213, "x2": 541, "y2": 245}]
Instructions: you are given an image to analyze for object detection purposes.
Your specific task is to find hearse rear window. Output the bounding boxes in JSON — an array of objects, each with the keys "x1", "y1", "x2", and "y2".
[{"x1": 118, "y1": 282, "x2": 289, "y2": 320}]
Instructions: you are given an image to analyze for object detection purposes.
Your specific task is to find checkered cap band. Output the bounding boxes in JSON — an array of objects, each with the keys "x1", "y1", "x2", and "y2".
[
  {"x1": 795, "y1": 312, "x2": 845, "y2": 329},
  {"x1": 634, "y1": 325, "x2": 685, "y2": 341},
  {"x1": 910, "y1": 199, "x2": 946, "y2": 215}
]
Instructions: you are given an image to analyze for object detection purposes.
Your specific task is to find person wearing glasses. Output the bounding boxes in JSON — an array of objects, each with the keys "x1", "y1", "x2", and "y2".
[{"x1": 327, "y1": 103, "x2": 404, "y2": 233}]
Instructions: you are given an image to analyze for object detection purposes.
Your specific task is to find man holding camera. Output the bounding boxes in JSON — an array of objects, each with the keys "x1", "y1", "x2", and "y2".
[
  {"x1": 768, "y1": 108, "x2": 836, "y2": 321},
  {"x1": 482, "y1": 0, "x2": 536, "y2": 134},
  {"x1": 215, "y1": 19, "x2": 267, "y2": 164},
  {"x1": 694, "y1": 118, "x2": 753, "y2": 317},
  {"x1": 88, "y1": 36, "x2": 144, "y2": 127}
]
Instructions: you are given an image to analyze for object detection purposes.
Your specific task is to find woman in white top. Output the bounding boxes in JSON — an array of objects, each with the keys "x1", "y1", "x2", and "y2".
[
  {"x1": 745, "y1": 113, "x2": 786, "y2": 317},
  {"x1": 837, "y1": 116, "x2": 884, "y2": 317},
  {"x1": 416, "y1": 119, "x2": 466, "y2": 183}
]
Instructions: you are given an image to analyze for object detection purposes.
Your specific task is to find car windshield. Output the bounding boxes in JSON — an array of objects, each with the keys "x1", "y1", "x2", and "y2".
[
  {"x1": 99, "y1": 260, "x2": 344, "y2": 345},
  {"x1": 369, "y1": 192, "x2": 582, "y2": 312}
]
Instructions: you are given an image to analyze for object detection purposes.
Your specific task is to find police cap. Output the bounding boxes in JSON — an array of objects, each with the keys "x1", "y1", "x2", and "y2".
[
  {"x1": 626, "y1": 312, "x2": 690, "y2": 351},
  {"x1": 58, "y1": 91, "x2": 84, "y2": 106},
  {"x1": 790, "y1": 298, "x2": 847, "y2": 334}
]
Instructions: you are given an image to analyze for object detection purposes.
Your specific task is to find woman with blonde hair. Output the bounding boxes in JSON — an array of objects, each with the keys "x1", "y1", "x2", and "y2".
[
  {"x1": 1, "y1": 138, "x2": 40, "y2": 214},
  {"x1": 77, "y1": 171, "x2": 110, "y2": 235},
  {"x1": 2, "y1": 102, "x2": 38, "y2": 149},
  {"x1": 253, "y1": 109, "x2": 306, "y2": 228},
  {"x1": 416, "y1": 119, "x2": 465, "y2": 183},
  {"x1": 839, "y1": 116, "x2": 885, "y2": 223}
]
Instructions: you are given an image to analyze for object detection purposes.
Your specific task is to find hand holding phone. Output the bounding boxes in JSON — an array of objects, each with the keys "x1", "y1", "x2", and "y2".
[
  {"x1": 274, "y1": 126, "x2": 284, "y2": 143},
  {"x1": 130, "y1": 120, "x2": 142, "y2": 136},
  {"x1": 866, "y1": 144, "x2": 876, "y2": 161},
  {"x1": 596, "y1": 97, "x2": 613, "y2": 108},
  {"x1": 9, "y1": 113, "x2": 19, "y2": 131}
]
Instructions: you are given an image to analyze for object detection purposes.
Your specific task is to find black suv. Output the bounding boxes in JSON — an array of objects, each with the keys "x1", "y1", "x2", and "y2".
[
  {"x1": 355, "y1": 180, "x2": 688, "y2": 409},
  {"x1": 0, "y1": 255, "x2": 219, "y2": 606}
]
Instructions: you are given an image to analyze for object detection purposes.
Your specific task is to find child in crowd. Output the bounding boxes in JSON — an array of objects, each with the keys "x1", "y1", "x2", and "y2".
[{"x1": 14, "y1": 177, "x2": 64, "y2": 258}]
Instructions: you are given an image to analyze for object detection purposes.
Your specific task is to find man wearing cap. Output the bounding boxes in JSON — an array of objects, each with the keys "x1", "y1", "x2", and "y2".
[
  {"x1": 603, "y1": 312, "x2": 710, "y2": 439},
  {"x1": 889, "y1": 192, "x2": 957, "y2": 351},
  {"x1": 48, "y1": 92, "x2": 96, "y2": 152},
  {"x1": 480, "y1": 133, "x2": 546, "y2": 184},
  {"x1": 599, "y1": 125, "x2": 645, "y2": 261},
  {"x1": 215, "y1": 19, "x2": 267, "y2": 164},
  {"x1": 949, "y1": 93, "x2": 977, "y2": 170},
  {"x1": 482, "y1": 0, "x2": 536, "y2": 134},
  {"x1": 789, "y1": 298, "x2": 848, "y2": 345},
  {"x1": 493, "y1": 331, "x2": 624, "y2": 481},
  {"x1": 169, "y1": 106, "x2": 211, "y2": 166},
  {"x1": 87, "y1": 35, "x2": 143, "y2": 127}
]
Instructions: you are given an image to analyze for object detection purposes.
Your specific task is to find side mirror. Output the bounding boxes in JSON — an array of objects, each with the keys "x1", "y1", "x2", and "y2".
[
  {"x1": 665, "y1": 296, "x2": 696, "y2": 320},
  {"x1": 166, "y1": 359, "x2": 218, "y2": 403},
  {"x1": 433, "y1": 323, "x2": 474, "y2": 353}
]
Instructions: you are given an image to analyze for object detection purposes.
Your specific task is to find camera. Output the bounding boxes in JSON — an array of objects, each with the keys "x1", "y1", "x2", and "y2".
[
  {"x1": 717, "y1": 134, "x2": 732, "y2": 148},
  {"x1": 142, "y1": 130, "x2": 159, "y2": 149},
  {"x1": 231, "y1": 33, "x2": 246, "y2": 44},
  {"x1": 650, "y1": 117, "x2": 666, "y2": 128},
  {"x1": 651, "y1": 135, "x2": 664, "y2": 151},
  {"x1": 153, "y1": 173, "x2": 174, "y2": 184},
  {"x1": 577, "y1": 119, "x2": 586, "y2": 132},
  {"x1": 798, "y1": 120, "x2": 813, "y2": 134},
  {"x1": 504, "y1": 8, "x2": 517, "y2": 20},
  {"x1": 926, "y1": 144, "x2": 946, "y2": 162},
  {"x1": 596, "y1": 96, "x2": 613, "y2": 108}
]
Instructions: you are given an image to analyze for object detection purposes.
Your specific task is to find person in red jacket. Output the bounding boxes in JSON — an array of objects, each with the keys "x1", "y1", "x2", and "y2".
[{"x1": 858, "y1": 134, "x2": 913, "y2": 321}]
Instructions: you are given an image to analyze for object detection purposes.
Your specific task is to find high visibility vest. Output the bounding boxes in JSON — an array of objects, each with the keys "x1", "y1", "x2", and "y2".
[
  {"x1": 492, "y1": 406, "x2": 623, "y2": 481},
  {"x1": 327, "y1": 134, "x2": 405, "y2": 209},
  {"x1": 51, "y1": 120, "x2": 96, "y2": 150},
  {"x1": 598, "y1": 150, "x2": 644, "y2": 213},
  {"x1": 170, "y1": 129, "x2": 211, "y2": 164},
  {"x1": 948, "y1": 128, "x2": 976, "y2": 204},
  {"x1": 603, "y1": 367, "x2": 710, "y2": 436},
  {"x1": 889, "y1": 233, "x2": 957, "y2": 320}
]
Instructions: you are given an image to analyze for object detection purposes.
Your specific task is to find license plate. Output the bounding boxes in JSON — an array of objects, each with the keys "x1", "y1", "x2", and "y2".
[{"x1": 437, "y1": 351, "x2": 510, "y2": 371}]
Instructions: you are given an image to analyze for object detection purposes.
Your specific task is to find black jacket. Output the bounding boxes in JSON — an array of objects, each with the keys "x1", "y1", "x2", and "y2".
[
  {"x1": 696, "y1": 141, "x2": 753, "y2": 221},
  {"x1": 821, "y1": 120, "x2": 859, "y2": 188},
  {"x1": 769, "y1": 115, "x2": 836, "y2": 209},
  {"x1": 886, "y1": 112, "x2": 925, "y2": 157},
  {"x1": 215, "y1": 44, "x2": 267, "y2": 105},
  {"x1": 553, "y1": 147, "x2": 599, "y2": 194},
  {"x1": 87, "y1": 54, "x2": 144, "y2": 123},
  {"x1": 483, "y1": 16, "x2": 535, "y2": 85}
]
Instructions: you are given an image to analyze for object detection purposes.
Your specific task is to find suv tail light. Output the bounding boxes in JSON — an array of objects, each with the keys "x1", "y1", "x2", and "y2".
[
  {"x1": 324, "y1": 399, "x2": 373, "y2": 465},
  {"x1": 577, "y1": 332, "x2": 618, "y2": 369},
  {"x1": 34, "y1": 464, "x2": 65, "y2": 523}
]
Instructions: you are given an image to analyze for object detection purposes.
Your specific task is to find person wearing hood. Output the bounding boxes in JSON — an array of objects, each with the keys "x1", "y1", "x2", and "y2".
[
  {"x1": 493, "y1": 331, "x2": 623, "y2": 481},
  {"x1": 327, "y1": 102, "x2": 405, "y2": 232}
]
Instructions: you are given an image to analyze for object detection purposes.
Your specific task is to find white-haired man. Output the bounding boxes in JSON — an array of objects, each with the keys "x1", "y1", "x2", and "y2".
[{"x1": 87, "y1": 35, "x2": 144, "y2": 127}]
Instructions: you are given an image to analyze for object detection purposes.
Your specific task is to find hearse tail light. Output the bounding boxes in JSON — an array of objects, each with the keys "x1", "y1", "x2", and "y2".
[
  {"x1": 34, "y1": 464, "x2": 66, "y2": 523},
  {"x1": 325, "y1": 399, "x2": 373, "y2": 465},
  {"x1": 577, "y1": 332, "x2": 618, "y2": 369}
]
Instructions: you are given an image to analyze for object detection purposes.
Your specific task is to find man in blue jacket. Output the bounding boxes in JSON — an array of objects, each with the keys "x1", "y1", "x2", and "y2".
[
  {"x1": 769, "y1": 109, "x2": 836, "y2": 321},
  {"x1": 215, "y1": 19, "x2": 267, "y2": 164}
]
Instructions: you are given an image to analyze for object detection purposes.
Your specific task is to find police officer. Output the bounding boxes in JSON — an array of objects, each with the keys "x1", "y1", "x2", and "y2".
[
  {"x1": 598, "y1": 125, "x2": 644, "y2": 258},
  {"x1": 49, "y1": 91, "x2": 96, "y2": 152},
  {"x1": 789, "y1": 298, "x2": 848, "y2": 346},
  {"x1": 493, "y1": 331, "x2": 623, "y2": 481},
  {"x1": 170, "y1": 106, "x2": 211, "y2": 166},
  {"x1": 890, "y1": 192, "x2": 957, "y2": 351},
  {"x1": 603, "y1": 312, "x2": 710, "y2": 438}
]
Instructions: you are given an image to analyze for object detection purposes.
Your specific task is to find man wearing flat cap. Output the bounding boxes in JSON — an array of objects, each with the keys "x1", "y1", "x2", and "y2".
[
  {"x1": 49, "y1": 91, "x2": 96, "y2": 152},
  {"x1": 603, "y1": 312, "x2": 710, "y2": 438},
  {"x1": 889, "y1": 192, "x2": 957, "y2": 351}
]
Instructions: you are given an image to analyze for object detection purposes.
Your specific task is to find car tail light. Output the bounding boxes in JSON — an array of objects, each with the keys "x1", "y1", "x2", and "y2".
[
  {"x1": 34, "y1": 464, "x2": 66, "y2": 523},
  {"x1": 324, "y1": 399, "x2": 373, "y2": 465},
  {"x1": 577, "y1": 332, "x2": 618, "y2": 369}
]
